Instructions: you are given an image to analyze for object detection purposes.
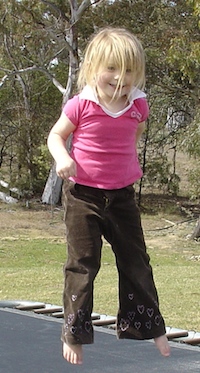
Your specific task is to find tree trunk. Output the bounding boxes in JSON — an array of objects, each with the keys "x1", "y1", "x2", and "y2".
[
  {"x1": 42, "y1": 0, "x2": 102, "y2": 204},
  {"x1": 42, "y1": 1, "x2": 79, "y2": 205},
  {"x1": 190, "y1": 218, "x2": 200, "y2": 240},
  {"x1": 41, "y1": 163, "x2": 63, "y2": 204}
]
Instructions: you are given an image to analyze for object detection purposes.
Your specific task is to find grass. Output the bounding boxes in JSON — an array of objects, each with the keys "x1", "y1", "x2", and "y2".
[
  {"x1": 150, "y1": 253, "x2": 200, "y2": 331},
  {"x1": 0, "y1": 238, "x2": 65, "y2": 304},
  {"x1": 0, "y1": 200, "x2": 200, "y2": 333}
]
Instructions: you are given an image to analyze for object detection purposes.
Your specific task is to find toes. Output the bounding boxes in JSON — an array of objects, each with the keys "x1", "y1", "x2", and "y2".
[{"x1": 63, "y1": 342, "x2": 83, "y2": 365}]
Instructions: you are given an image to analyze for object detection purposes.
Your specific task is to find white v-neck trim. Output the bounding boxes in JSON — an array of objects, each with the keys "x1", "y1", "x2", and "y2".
[{"x1": 79, "y1": 85, "x2": 146, "y2": 118}]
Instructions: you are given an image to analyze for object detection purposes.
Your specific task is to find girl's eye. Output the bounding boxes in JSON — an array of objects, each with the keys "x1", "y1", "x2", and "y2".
[
  {"x1": 107, "y1": 66, "x2": 115, "y2": 71},
  {"x1": 126, "y1": 68, "x2": 132, "y2": 73}
]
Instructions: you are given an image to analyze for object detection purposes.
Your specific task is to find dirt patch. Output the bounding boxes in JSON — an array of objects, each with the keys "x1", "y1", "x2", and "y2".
[
  {"x1": 0, "y1": 196, "x2": 199, "y2": 251},
  {"x1": 0, "y1": 203, "x2": 65, "y2": 239}
]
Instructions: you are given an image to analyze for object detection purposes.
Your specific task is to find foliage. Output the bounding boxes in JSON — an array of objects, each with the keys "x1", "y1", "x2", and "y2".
[
  {"x1": 182, "y1": 109, "x2": 200, "y2": 158},
  {"x1": 188, "y1": 168, "x2": 200, "y2": 200},
  {"x1": 180, "y1": 109, "x2": 200, "y2": 199},
  {"x1": 0, "y1": 0, "x2": 69, "y2": 192},
  {"x1": 0, "y1": 0, "x2": 200, "y2": 199}
]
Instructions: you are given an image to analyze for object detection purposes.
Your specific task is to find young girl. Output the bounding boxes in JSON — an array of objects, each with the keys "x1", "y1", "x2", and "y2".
[{"x1": 47, "y1": 27, "x2": 170, "y2": 365}]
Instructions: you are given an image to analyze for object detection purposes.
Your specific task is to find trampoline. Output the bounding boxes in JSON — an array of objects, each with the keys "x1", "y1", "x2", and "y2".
[{"x1": 0, "y1": 307, "x2": 199, "y2": 373}]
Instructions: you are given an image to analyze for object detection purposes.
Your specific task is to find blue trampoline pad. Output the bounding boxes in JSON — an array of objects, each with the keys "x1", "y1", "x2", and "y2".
[{"x1": 0, "y1": 308, "x2": 199, "y2": 373}]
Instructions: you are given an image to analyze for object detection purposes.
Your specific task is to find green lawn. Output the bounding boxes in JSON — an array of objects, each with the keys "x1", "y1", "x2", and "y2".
[{"x1": 0, "y1": 234, "x2": 200, "y2": 332}]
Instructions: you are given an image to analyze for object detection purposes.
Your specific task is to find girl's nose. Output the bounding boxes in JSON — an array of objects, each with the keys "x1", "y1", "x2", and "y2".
[{"x1": 114, "y1": 70, "x2": 120, "y2": 80}]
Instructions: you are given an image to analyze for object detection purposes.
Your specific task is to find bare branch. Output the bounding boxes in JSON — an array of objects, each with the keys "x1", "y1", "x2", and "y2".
[
  {"x1": 40, "y1": 0, "x2": 70, "y2": 21},
  {"x1": 77, "y1": 0, "x2": 104, "y2": 21},
  {"x1": 156, "y1": 82, "x2": 199, "y2": 103},
  {"x1": 37, "y1": 67, "x2": 66, "y2": 94},
  {"x1": 76, "y1": 0, "x2": 90, "y2": 20},
  {"x1": 0, "y1": 74, "x2": 10, "y2": 88},
  {"x1": 91, "y1": 0, "x2": 105, "y2": 4},
  {"x1": 0, "y1": 65, "x2": 66, "y2": 94}
]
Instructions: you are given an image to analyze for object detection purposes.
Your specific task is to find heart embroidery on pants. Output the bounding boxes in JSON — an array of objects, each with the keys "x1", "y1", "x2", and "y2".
[
  {"x1": 145, "y1": 321, "x2": 152, "y2": 329},
  {"x1": 154, "y1": 300, "x2": 159, "y2": 307},
  {"x1": 137, "y1": 305, "x2": 145, "y2": 314},
  {"x1": 64, "y1": 324, "x2": 69, "y2": 333},
  {"x1": 128, "y1": 293, "x2": 134, "y2": 301},
  {"x1": 127, "y1": 311, "x2": 136, "y2": 321},
  {"x1": 70, "y1": 326, "x2": 77, "y2": 335},
  {"x1": 134, "y1": 321, "x2": 141, "y2": 330},
  {"x1": 67, "y1": 313, "x2": 74, "y2": 324},
  {"x1": 85, "y1": 321, "x2": 92, "y2": 333},
  {"x1": 71, "y1": 294, "x2": 77, "y2": 302},
  {"x1": 120, "y1": 319, "x2": 130, "y2": 332},
  {"x1": 78, "y1": 309, "x2": 85, "y2": 322},
  {"x1": 147, "y1": 308, "x2": 154, "y2": 318},
  {"x1": 155, "y1": 315, "x2": 162, "y2": 326}
]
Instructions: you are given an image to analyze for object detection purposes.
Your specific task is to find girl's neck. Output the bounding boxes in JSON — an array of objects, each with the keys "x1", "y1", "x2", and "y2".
[{"x1": 98, "y1": 94, "x2": 129, "y2": 113}]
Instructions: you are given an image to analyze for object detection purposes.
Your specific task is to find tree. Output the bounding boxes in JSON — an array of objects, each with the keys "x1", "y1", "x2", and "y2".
[
  {"x1": 0, "y1": 0, "x2": 199, "y2": 205},
  {"x1": 88, "y1": 0, "x2": 199, "y2": 198},
  {"x1": 0, "y1": 0, "x2": 102, "y2": 199},
  {"x1": 0, "y1": 0, "x2": 66, "y2": 192}
]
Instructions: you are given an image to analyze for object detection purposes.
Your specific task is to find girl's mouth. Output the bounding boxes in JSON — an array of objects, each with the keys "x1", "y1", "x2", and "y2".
[{"x1": 109, "y1": 84, "x2": 125, "y2": 89}]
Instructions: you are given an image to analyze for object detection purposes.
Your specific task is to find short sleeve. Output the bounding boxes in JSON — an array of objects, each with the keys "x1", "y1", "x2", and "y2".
[
  {"x1": 62, "y1": 95, "x2": 80, "y2": 127},
  {"x1": 134, "y1": 98, "x2": 149, "y2": 122}
]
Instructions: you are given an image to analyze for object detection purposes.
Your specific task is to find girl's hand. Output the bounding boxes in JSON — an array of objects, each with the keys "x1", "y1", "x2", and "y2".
[
  {"x1": 56, "y1": 156, "x2": 77, "y2": 180},
  {"x1": 47, "y1": 112, "x2": 77, "y2": 179}
]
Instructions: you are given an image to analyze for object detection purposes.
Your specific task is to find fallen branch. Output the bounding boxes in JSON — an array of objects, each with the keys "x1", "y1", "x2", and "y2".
[{"x1": 146, "y1": 218, "x2": 197, "y2": 231}]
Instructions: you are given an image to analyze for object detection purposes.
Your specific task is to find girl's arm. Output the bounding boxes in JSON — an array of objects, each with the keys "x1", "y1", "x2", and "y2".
[
  {"x1": 47, "y1": 112, "x2": 77, "y2": 180},
  {"x1": 135, "y1": 121, "x2": 145, "y2": 144}
]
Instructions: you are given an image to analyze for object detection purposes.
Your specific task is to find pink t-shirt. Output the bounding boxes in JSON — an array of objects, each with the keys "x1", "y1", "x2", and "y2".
[{"x1": 63, "y1": 86, "x2": 149, "y2": 189}]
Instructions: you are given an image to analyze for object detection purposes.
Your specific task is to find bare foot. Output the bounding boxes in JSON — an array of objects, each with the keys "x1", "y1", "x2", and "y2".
[
  {"x1": 63, "y1": 342, "x2": 83, "y2": 365},
  {"x1": 154, "y1": 335, "x2": 171, "y2": 357}
]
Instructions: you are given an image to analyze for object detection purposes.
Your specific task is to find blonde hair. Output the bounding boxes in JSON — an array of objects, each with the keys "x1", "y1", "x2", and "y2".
[{"x1": 77, "y1": 27, "x2": 146, "y2": 98}]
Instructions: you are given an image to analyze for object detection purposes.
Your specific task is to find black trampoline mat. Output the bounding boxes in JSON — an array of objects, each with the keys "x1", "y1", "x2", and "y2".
[{"x1": 0, "y1": 308, "x2": 199, "y2": 373}]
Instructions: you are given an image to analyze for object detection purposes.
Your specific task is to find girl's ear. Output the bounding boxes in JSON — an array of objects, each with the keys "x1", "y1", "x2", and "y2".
[
  {"x1": 93, "y1": 72, "x2": 100, "y2": 83},
  {"x1": 89, "y1": 74, "x2": 97, "y2": 88}
]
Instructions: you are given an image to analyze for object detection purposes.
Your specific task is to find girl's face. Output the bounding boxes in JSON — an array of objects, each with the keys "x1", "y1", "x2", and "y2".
[{"x1": 95, "y1": 64, "x2": 133, "y2": 102}]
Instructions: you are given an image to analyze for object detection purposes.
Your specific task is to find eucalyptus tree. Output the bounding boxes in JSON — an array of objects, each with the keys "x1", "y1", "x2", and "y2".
[
  {"x1": 90, "y1": 0, "x2": 200, "y2": 197},
  {"x1": 0, "y1": 0, "x2": 199, "y2": 203},
  {"x1": 0, "y1": 0, "x2": 102, "y2": 196},
  {"x1": 0, "y1": 0, "x2": 66, "y2": 192}
]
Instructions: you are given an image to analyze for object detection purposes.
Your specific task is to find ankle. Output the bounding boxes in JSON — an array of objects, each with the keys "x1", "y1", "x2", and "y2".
[{"x1": 154, "y1": 335, "x2": 171, "y2": 357}]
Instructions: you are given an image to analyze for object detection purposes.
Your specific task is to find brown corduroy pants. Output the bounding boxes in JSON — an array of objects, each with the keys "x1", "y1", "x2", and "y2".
[{"x1": 61, "y1": 181, "x2": 166, "y2": 345}]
